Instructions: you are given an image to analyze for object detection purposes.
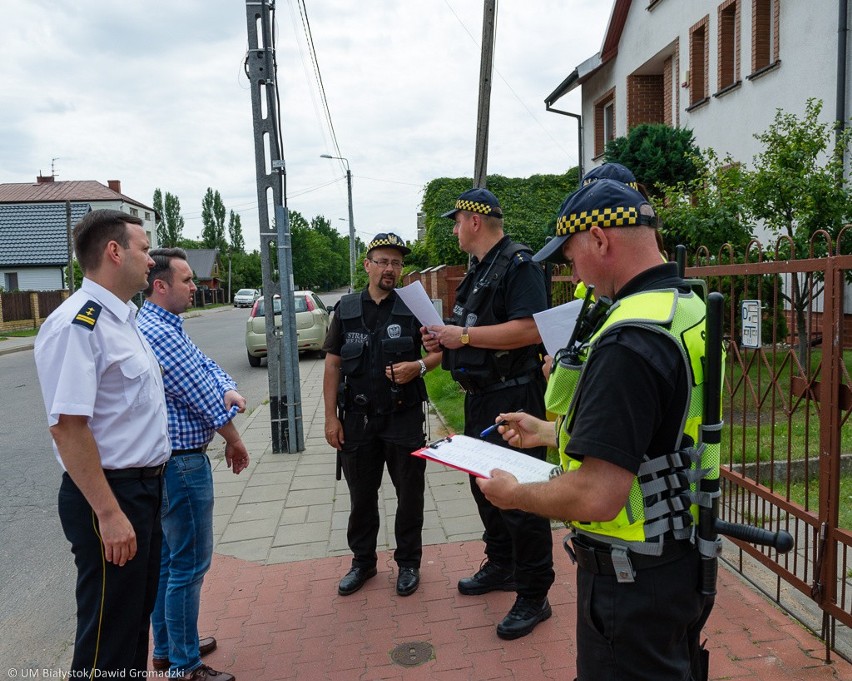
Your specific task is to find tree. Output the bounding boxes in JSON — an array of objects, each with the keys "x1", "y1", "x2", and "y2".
[
  {"x1": 742, "y1": 98, "x2": 852, "y2": 363},
  {"x1": 228, "y1": 210, "x2": 245, "y2": 254},
  {"x1": 161, "y1": 192, "x2": 185, "y2": 247},
  {"x1": 656, "y1": 148, "x2": 753, "y2": 255},
  {"x1": 604, "y1": 124, "x2": 701, "y2": 197},
  {"x1": 153, "y1": 189, "x2": 166, "y2": 246},
  {"x1": 201, "y1": 188, "x2": 228, "y2": 253},
  {"x1": 421, "y1": 170, "x2": 579, "y2": 266}
]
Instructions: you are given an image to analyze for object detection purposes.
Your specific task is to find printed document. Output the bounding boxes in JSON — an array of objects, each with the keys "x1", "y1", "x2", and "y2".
[
  {"x1": 396, "y1": 281, "x2": 444, "y2": 328},
  {"x1": 412, "y1": 434, "x2": 561, "y2": 484},
  {"x1": 533, "y1": 299, "x2": 583, "y2": 356}
]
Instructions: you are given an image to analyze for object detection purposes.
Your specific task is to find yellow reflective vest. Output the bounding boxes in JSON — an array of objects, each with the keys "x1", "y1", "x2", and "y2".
[{"x1": 545, "y1": 287, "x2": 718, "y2": 555}]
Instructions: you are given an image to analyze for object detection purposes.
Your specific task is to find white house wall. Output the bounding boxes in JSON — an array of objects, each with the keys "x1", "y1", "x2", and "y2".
[
  {"x1": 582, "y1": 1, "x2": 843, "y2": 176},
  {"x1": 0, "y1": 267, "x2": 63, "y2": 291}
]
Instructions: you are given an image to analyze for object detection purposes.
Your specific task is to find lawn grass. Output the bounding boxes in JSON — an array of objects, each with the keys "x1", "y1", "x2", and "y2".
[
  {"x1": 771, "y1": 475, "x2": 852, "y2": 530},
  {"x1": 0, "y1": 328, "x2": 38, "y2": 339},
  {"x1": 424, "y1": 366, "x2": 465, "y2": 434}
]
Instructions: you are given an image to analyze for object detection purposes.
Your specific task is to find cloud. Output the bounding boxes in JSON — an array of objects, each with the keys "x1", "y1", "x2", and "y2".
[{"x1": 0, "y1": 0, "x2": 609, "y2": 251}]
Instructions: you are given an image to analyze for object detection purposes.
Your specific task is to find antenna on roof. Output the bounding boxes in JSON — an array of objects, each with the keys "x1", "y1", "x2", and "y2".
[{"x1": 51, "y1": 157, "x2": 60, "y2": 178}]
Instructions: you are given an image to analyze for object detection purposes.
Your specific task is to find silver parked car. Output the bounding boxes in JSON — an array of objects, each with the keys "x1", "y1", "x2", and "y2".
[
  {"x1": 245, "y1": 291, "x2": 330, "y2": 366},
  {"x1": 233, "y1": 288, "x2": 260, "y2": 308}
]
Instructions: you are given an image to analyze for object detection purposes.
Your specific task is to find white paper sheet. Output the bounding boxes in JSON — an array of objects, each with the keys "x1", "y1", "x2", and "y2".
[
  {"x1": 412, "y1": 434, "x2": 561, "y2": 484},
  {"x1": 533, "y1": 299, "x2": 583, "y2": 356},
  {"x1": 396, "y1": 280, "x2": 444, "y2": 328}
]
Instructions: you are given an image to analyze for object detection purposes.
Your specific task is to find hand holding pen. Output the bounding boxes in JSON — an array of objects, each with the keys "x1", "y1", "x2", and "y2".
[{"x1": 480, "y1": 409, "x2": 525, "y2": 439}]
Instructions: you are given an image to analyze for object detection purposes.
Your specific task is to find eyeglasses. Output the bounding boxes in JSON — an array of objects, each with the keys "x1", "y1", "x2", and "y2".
[{"x1": 368, "y1": 258, "x2": 404, "y2": 269}]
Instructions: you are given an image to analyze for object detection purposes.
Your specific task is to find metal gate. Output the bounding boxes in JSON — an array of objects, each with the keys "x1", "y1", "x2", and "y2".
[{"x1": 690, "y1": 230, "x2": 852, "y2": 661}]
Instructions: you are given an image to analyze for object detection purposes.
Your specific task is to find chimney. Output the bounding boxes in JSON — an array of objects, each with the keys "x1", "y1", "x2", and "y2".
[
  {"x1": 107, "y1": 180, "x2": 122, "y2": 194},
  {"x1": 36, "y1": 174, "x2": 55, "y2": 184}
]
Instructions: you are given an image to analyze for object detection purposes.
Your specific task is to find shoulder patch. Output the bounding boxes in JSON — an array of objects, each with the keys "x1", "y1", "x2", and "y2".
[{"x1": 72, "y1": 300, "x2": 102, "y2": 330}]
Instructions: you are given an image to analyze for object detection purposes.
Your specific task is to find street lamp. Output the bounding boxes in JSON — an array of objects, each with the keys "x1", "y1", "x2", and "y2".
[{"x1": 320, "y1": 154, "x2": 356, "y2": 292}]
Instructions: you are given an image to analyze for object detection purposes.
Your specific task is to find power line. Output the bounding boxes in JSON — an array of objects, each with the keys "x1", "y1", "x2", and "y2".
[{"x1": 295, "y1": 0, "x2": 344, "y2": 165}]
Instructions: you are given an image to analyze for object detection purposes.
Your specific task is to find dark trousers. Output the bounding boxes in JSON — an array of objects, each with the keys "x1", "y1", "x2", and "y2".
[
  {"x1": 464, "y1": 377, "x2": 555, "y2": 599},
  {"x1": 340, "y1": 410, "x2": 426, "y2": 569},
  {"x1": 58, "y1": 473, "x2": 163, "y2": 672},
  {"x1": 575, "y1": 546, "x2": 714, "y2": 681}
]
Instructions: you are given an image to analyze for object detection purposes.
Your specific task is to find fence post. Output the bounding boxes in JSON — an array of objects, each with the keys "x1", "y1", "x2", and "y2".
[{"x1": 30, "y1": 292, "x2": 40, "y2": 329}]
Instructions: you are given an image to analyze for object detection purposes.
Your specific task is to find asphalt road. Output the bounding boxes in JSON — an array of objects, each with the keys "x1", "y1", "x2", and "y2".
[{"x1": 0, "y1": 292, "x2": 342, "y2": 669}]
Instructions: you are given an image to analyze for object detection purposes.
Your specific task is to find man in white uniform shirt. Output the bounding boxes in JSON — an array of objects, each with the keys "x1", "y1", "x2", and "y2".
[{"x1": 35, "y1": 209, "x2": 170, "y2": 673}]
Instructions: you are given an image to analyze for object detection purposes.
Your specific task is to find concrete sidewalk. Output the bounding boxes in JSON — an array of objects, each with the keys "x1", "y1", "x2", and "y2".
[{"x1": 190, "y1": 356, "x2": 852, "y2": 680}]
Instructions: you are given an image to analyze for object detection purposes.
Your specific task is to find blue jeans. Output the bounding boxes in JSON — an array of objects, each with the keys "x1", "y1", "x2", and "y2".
[{"x1": 151, "y1": 453, "x2": 214, "y2": 674}]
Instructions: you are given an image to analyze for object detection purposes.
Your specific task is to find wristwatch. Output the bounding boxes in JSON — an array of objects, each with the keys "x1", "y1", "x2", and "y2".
[
  {"x1": 418, "y1": 359, "x2": 427, "y2": 377},
  {"x1": 460, "y1": 327, "x2": 471, "y2": 345}
]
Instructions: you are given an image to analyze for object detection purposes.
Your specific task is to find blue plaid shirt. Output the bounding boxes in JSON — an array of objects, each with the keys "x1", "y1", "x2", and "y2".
[{"x1": 137, "y1": 300, "x2": 239, "y2": 450}]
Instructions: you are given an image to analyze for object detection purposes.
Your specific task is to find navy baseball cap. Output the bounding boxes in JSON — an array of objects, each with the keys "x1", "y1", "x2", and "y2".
[
  {"x1": 366, "y1": 232, "x2": 411, "y2": 256},
  {"x1": 582, "y1": 162, "x2": 638, "y2": 190},
  {"x1": 441, "y1": 187, "x2": 503, "y2": 219},
  {"x1": 533, "y1": 179, "x2": 657, "y2": 264}
]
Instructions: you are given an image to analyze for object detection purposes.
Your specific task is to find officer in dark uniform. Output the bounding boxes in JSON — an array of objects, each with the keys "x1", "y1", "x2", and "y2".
[
  {"x1": 478, "y1": 179, "x2": 716, "y2": 680},
  {"x1": 34, "y1": 210, "x2": 170, "y2": 672},
  {"x1": 322, "y1": 232, "x2": 441, "y2": 598},
  {"x1": 423, "y1": 188, "x2": 555, "y2": 640}
]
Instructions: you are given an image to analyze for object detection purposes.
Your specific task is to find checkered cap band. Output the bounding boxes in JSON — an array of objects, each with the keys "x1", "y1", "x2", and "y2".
[
  {"x1": 454, "y1": 199, "x2": 502, "y2": 217},
  {"x1": 367, "y1": 232, "x2": 410, "y2": 254},
  {"x1": 556, "y1": 206, "x2": 641, "y2": 236},
  {"x1": 583, "y1": 177, "x2": 638, "y2": 190}
]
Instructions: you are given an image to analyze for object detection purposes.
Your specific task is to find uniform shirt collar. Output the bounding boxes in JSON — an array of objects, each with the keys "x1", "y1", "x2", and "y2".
[
  {"x1": 80, "y1": 278, "x2": 135, "y2": 322},
  {"x1": 471, "y1": 235, "x2": 511, "y2": 268},
  {"x1": 614, "y1": 262, "x2": 682, "y2": 300},
  {"x1": 139, "y1": 299, "x2": 184, "y2": 329}
]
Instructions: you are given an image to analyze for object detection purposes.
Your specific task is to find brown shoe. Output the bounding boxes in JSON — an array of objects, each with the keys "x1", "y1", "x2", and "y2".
[
  {"x1": 182, "y1": 665, "x2": 234, "y2": 681},
  {"x1": 152, "y1": 636, "x2": 218, "y2": 671}
]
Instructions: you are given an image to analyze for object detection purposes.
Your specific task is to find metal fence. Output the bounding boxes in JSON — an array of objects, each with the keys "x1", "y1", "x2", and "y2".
[{"x1": 689, "y1": 230, "x2": 852, "y2": 662}]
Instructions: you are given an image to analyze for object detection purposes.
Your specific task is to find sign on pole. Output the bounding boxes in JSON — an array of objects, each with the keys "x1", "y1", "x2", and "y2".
[{"x1": 741, "y1": 300, "x2": 762, "y2": 348}]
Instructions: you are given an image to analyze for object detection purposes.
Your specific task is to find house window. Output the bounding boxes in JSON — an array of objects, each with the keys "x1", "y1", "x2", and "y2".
[
  {"x1": 145, "y1": 211, "x2": 151, "y2": 220},
  {"x1": 752, "y1": 0, "x2": 779, "y2": 73},
  {"x1": 594, "y1": 88, "x2": 616, "y2": 158},
  {"x1": 129, "y1": 207, "x2": 139, "y2": 217},
  {"x1": 718, "y1": 0, "x2": 740, "y2": 91},
  {"x1": 4, "y1": 272, "x2": 19, "y2": 291},
  {"x1": 689, "y1": 17, "x2": 709, "y2": 107}
]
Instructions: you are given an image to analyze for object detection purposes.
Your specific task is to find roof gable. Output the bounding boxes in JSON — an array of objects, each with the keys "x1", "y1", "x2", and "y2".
[
  {"x1": 0, "y1": 203, "x2": 91, "y2": 267},
  {"x1": 0, "y1": 180, "x2": 154, "y2": 212},
  {"x1": 545, "y1": 0, "x2": 631, "y2": 105},
  {"x1": 184, "y1": 249, "x2": 220, "y2": 279}
]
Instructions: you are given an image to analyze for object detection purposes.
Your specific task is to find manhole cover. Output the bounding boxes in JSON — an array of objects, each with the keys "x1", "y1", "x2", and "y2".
[{"x1": 390, "y1": 641, "x2": 434, "y2": 667}]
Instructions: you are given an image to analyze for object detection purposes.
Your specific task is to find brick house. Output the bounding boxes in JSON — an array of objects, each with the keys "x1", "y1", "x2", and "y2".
[{"x1": 546, "y1": 1, "x2": 832, "y2": 178}]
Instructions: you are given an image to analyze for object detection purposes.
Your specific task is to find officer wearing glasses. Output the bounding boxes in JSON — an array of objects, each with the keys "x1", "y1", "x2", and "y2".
[{"x1": 322, "y1": 232, "x2": 441, "y2": 597}]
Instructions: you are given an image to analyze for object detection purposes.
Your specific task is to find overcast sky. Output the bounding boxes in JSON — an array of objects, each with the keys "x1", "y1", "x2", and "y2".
[{"x1": 0, "y1": 1, "x2": 611, "y2": 252}]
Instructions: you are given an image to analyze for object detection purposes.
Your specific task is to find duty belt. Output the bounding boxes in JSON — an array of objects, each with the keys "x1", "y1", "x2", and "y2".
[
  {"x1": 567, "y1": 535, "x2": 695, "y2": 579},
  {"x1": 459, "y1": 372, "x2": 538, "y2": 395}
]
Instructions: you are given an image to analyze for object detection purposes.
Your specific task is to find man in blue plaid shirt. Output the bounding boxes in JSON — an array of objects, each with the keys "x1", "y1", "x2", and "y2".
[{"x1": 137, "y1": 248, "x2": 249, "y2": 681}]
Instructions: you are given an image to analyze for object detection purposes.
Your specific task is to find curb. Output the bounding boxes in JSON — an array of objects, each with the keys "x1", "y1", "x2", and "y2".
[{"x1": 0, "y1": 342, "x2": 35, "y2": 357}]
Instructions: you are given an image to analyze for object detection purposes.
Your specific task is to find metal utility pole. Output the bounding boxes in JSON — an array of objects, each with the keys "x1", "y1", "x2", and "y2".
[
  {"x1": 321, "y1": 154, "x2": 356, "y2": 291},
  {"x1": 473, "y1": 0, "x2": 497, "y2": 188},
  {"x1": 245, "y1": 0, "x2": 304, "y2": 453}
]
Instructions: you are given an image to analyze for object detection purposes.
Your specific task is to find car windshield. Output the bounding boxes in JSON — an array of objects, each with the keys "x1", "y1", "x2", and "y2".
[
  {"x1": 237, "y1": 289, "x2": 255, "y2": 296},
  {"x1": 254, "y1": 296, "x2": 308, "y2": 317}
]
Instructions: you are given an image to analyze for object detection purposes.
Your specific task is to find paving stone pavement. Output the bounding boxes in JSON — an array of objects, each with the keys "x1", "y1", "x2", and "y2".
[{"x1": 184, "y1": 355, "x2": 851, "y2": 679}]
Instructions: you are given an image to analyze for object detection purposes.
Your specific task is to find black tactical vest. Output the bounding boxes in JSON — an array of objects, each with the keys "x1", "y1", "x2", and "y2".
[
  {"x1": 338, "y1": 292, "x2": 427, "y2": 415},
  {"x1": 442, "y1": 238, "x2": 542, "y2": 389}
]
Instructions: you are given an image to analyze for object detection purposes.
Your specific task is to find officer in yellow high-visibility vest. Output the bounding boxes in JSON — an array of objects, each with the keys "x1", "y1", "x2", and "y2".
[{"x1": 478, "y1": 179, "x2": 716, "y2": 681}]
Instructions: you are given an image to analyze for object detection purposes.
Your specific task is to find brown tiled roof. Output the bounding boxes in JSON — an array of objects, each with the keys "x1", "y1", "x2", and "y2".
[{"x1": 0, "y1": 180, "x2": 154, "y2": 211}]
